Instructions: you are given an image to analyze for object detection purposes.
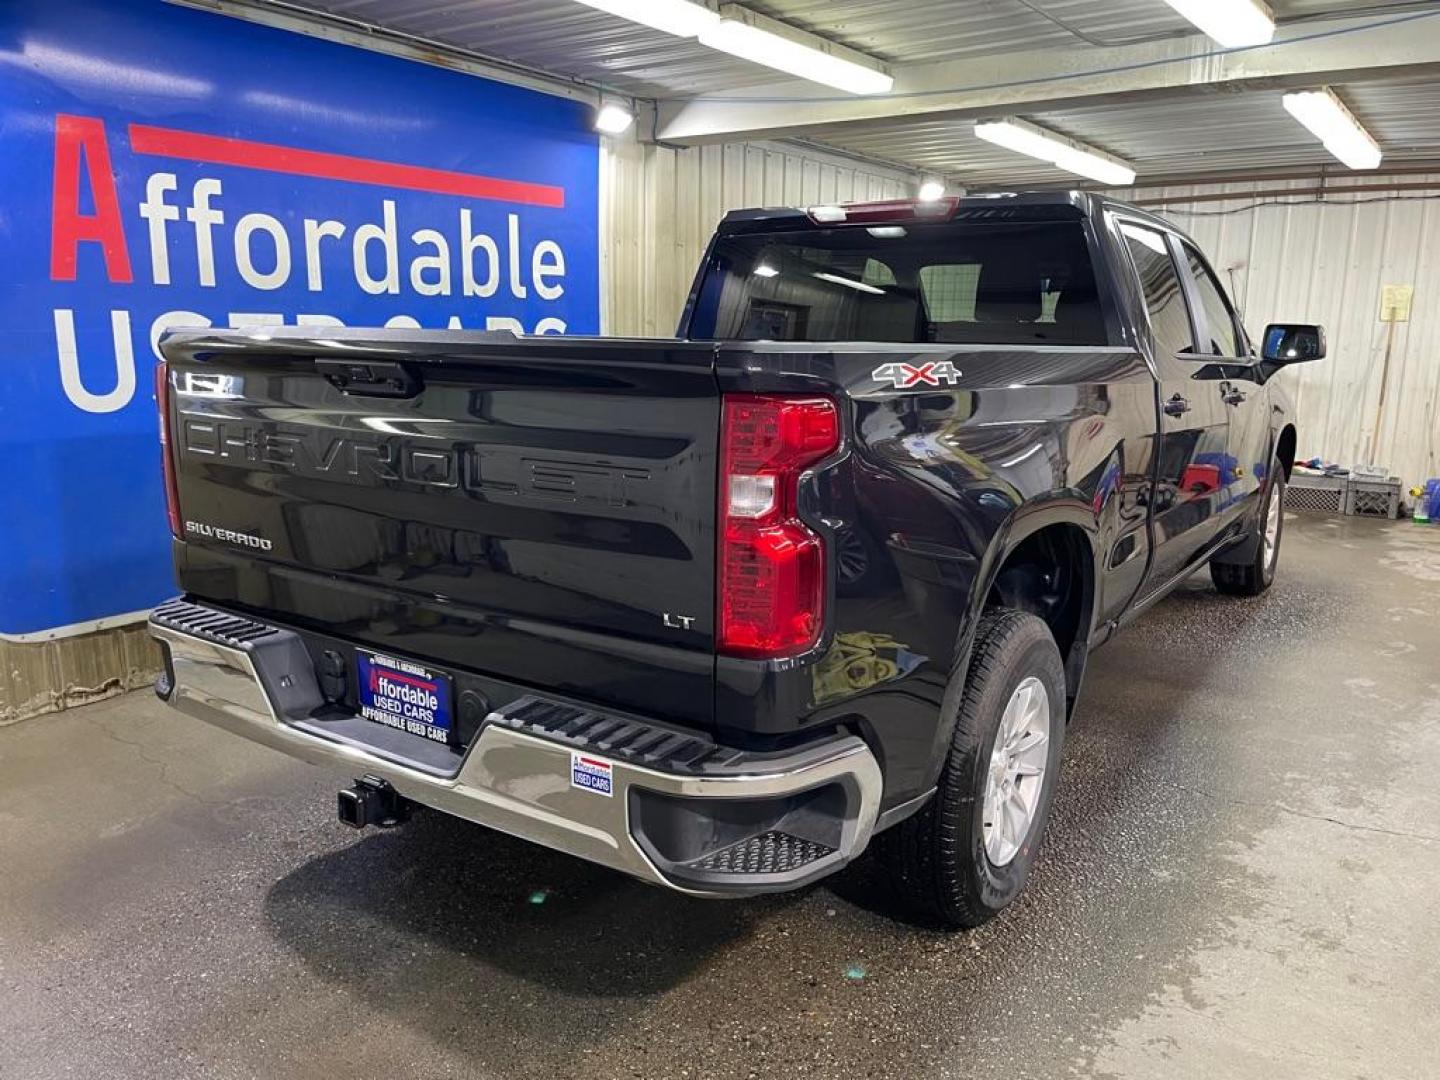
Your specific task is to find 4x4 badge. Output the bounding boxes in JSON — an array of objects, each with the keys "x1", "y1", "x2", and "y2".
[{"x1": 872, "y1": 361, "x2": 961, "y2": 389}]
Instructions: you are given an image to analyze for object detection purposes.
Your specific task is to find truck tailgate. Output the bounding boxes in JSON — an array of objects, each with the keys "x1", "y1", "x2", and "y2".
[{"x1": 160, "y1": 328, "x2": 720, "y2": 729}]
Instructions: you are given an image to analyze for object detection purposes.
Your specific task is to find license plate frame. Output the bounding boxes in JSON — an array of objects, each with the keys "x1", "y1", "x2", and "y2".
[{"x1": 355, "y1": 650, "x2": 453, "y2": 744}]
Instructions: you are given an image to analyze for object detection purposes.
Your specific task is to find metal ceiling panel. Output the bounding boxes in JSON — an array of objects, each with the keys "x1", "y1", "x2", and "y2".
[
  {"x1": 808, "y1": 78, "x2": 1440, "y2": 186},
  {"x1": 263, "y1": 0, "x2": 1404, "y2": 99},
  {"x1": 252, "y1": 0, "x2": 1437, "y2": 182},
  {"x1": 291, "y1": 0, "x2": 767, "y2": 97},
  {"x1": 740, "y1": 0, "x2": 1194, "y2": 64}
]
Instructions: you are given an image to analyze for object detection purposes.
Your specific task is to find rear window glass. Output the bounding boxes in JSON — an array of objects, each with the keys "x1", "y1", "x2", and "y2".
[{"x1": 687, "y1": 218, "x2": 1106, "y2": 345}]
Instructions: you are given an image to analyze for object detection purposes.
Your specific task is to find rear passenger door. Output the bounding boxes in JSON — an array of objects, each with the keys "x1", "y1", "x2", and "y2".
[
  {"x1": 1178, "y1": 242, "x2": 1268, "y2": 522},
  {"x1": 1115, "y1": 221, "x2": 1232, "y2": 595}
]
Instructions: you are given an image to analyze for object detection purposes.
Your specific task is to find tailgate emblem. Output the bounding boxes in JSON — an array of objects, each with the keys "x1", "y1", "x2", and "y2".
[
  {"x1": 184, "y1": 520, "x2": 273, "y2": 551},
  {"x1": 872, "y1": 361, "x2": 961, "y2": 389}
]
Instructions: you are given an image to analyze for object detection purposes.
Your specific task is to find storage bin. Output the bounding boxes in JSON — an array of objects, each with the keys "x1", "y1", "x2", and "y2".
[
  {"x1": 1286, "y1": 472, "x2": 1347, "y2": 514},
  {"x1": 1345, "y1": 477, "x2": 1403, "y2": 519}
]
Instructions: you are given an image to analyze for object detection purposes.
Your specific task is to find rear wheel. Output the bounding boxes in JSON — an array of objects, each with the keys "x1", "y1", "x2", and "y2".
[
  {"x1": 1212, "y1": 463, "x2": 1285, "y2": 596},
  {"x1": 876, "y1": 609, "x2": 1066, "y2": 928}
]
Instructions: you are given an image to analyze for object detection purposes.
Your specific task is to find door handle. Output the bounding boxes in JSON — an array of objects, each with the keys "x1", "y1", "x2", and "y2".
[
  {"x1": 1163, "y1": 394, "x2": 1191, "y2": 417},
  {"x1": 1222, "y1": 387, "x2": 1247, "y2": 406}
]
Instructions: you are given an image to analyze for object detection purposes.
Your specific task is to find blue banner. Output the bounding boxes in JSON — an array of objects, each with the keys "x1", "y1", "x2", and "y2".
[{"x1": 0, "y1": 0, "x2": 600, "y2": 637}]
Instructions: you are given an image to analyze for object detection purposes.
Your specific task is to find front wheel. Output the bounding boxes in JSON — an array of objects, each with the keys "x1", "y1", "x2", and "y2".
[
  {"x1": 1212, "y1": 463, "x2": 1285, "y2": 596},
  {"x1": 876, "y1": 609, "x2": 1066, "y2": 928}
]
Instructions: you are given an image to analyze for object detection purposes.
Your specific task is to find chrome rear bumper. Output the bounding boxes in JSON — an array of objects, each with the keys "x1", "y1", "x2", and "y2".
[{"x1": 149, "y1": 601, "x2": 882, "y2": 896}]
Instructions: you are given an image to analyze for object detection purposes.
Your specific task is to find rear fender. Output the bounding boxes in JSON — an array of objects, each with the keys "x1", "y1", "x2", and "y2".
[{"x1": 916, "y1": 502, "x2": 1100, "y2": 793}]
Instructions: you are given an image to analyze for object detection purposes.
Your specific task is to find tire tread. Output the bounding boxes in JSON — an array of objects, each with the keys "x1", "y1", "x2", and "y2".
[
  {"x1": 876, "y1": 608, "x2": 1060, "y2": 928},
  {"x1": 1211, "y1": 466, "x2": 1284, "y2": 597}
]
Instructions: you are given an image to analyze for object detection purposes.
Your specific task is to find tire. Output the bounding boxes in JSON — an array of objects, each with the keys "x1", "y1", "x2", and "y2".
[
  {"x1": 876, "y1": 609, "x2": 1067, "y2": 929},
  {"x1": 1211, "y1": 463, "x2": 1285, "y2": 596}
]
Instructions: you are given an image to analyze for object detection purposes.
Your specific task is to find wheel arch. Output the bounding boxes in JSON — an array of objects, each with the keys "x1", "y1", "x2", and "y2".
[
  {"x1": 912, "y1": 507, "x2": 1099, "y2": 821},
  {"x1": 976, "y1": 513, "x2": 1098, "y2": 712},
  {"x1": 1275, "y1": 424, "x2": 1298, "y2": 480}
]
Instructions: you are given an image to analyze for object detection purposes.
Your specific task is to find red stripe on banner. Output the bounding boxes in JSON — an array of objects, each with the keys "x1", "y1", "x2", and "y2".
[
  {"x1": 578, "y1": 757, "x2": 610, "y2": 769},
  {"x1": 376, "y1": 670, "x2": 437, "y2": 690},
  {"x1": 127, "y1": 123, "x2": 565, "y2": 208}
]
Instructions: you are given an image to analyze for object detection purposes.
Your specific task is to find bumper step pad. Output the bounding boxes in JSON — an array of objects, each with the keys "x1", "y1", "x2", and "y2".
[
  {"x1": 152, "y1": 599, "x2": 279, "y2": 647},
  {"x1": 495, "y1": 696, "x2": 723, "y2": 772},
  {"x1": 493, "y1": 695, "x2": 809, "y2": 777},
  {"x1": 689, "y1": 831, "x2": 837, "y2": 875}
]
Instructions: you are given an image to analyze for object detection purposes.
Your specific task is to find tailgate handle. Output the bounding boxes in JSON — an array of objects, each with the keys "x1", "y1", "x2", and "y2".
[{"x1": 316, "y1": 359, "x2": 421, "y2": 398}]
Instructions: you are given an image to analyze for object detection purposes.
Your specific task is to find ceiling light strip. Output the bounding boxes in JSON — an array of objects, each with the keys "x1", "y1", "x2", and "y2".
[
  {"x1": 572, "y1": 0, "x2": 892, "y2": 96},
  {"x1": 974, "y1": 117, "x2": 1137, "y2": 186},
  {"x1": 1162, "y1": 0, "x2": 1275, "y2": 49},
  {"x1": 1282, "y1": 88, "x2": 1383, "y2": 170},
  {"x1": 572, "y1": 0, "x2": 718, "y2": 38}
]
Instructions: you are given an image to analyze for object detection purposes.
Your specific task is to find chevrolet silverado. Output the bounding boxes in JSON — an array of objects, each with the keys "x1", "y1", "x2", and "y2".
[{"x1": 149, "y1": 191, "x2": 1324, "y2": 927}]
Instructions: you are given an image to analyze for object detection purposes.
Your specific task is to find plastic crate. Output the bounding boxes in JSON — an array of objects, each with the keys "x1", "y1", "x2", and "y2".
[
  {"x1": 1286, "y1": 472, "x2": 1347, "y2": 514},
  {"x1": 1346, "y1": 477, "x2": 1402, "y2": 519}
]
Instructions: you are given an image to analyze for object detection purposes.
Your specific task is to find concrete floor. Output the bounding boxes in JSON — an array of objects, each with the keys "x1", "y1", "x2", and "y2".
[{"x1": 3, "y1": 513, "x2": 1439, "y2": 1080}]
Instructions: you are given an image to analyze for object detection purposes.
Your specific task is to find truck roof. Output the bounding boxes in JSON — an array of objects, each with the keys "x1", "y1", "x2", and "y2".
[{"x1": 717, "y1": 190, "x2": 1182, "y2": 238}]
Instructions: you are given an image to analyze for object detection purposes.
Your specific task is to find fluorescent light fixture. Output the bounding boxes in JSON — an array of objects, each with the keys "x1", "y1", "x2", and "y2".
[
  {"x1": 974, "y1": 117, "x2": 1137, "y2": 186},
  {"x1": 1162, "y1": 0, "x2": 1274, "y2": 48},
  {"x1": 1052, "y1": 146, "x2": 1136, "y2": 187},
  {"x1": 572, "y1": 0, "x2": 718, "y2": 38},
  {"x1": 594, "y1": 103, "x2": 635, "y2": 134},
  {"x1": 1282, "y1": 88, "x2": 1383, "y2": 171},
  {"x1": 572, "y1": 1, "x2": 891, "y2": 95},
  {"x1": 753, "y1": 263, "x2": 780, "y2": 277},
  {"x1": 917, "y1": 178, "x2": 946, "y2": 202},
  {"x1": 866, "y1": 226, "x2": 907, "y2": 238},
  {"x1": 700, "y1": 5, "x2": 893, "y2": 95},
  {"x1": 813, "y1": 272, "x2": 885, "y2": 295}
]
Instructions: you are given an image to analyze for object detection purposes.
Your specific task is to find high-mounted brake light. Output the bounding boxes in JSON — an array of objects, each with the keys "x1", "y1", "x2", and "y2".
[
  {"x1": 804, "y1": 197, "x2": 961, "y2": 226},
  {"x1": 718, "y1": 395, "x2": 840, "y2": 658},
  {"x1": 155, "y1": 361, "x2": 182, "y2": 540}
]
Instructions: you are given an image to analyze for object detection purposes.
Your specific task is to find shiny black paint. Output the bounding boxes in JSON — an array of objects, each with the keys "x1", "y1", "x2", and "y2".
[
  {"x1": 158, "y1": 193, "x2": 1299, "y2": 816},
  {"x1": 710, "y1": 343, "x2": 1158, "y2": 801},
  {"x1": 162, "y1": 332, "x2": 721, "y2": 729}
]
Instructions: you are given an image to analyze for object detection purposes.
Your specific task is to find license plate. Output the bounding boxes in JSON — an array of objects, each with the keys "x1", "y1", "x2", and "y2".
[{"x1": 356, "y1": 650, "x2": 452, "y2": 743}]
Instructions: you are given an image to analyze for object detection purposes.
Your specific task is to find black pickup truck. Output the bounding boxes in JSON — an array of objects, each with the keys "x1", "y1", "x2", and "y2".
[{"x1": 149, "y1": 191, "x2": 1324, "y2": 927}]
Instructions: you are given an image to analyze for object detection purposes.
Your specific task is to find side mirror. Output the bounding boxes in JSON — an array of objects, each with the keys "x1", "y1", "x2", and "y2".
[{"x1": 1261, "y1": 323, "x2": 1326, "y2": 364}]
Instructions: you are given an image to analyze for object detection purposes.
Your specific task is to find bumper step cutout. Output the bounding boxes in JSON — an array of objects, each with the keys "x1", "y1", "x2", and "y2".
[{"x1": 689, "y1": 831, "x2": 837, "y2": 875}]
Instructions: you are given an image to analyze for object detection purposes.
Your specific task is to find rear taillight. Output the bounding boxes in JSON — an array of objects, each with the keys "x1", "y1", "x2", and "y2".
[
  {"x1": 718, "y1": 395, "x2": 840, "y2": 658},
  {"x1": 155, "y1": 361, "x2": 181, "y2": 539}
]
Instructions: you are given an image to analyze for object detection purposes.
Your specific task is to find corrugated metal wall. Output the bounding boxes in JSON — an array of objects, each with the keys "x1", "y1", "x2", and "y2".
[
  {"x1": 0, "y1": 625, "x2": 158, "y2": 726},
  {"x1": 600, "y1": 133, "x2": 911, "y2": 337},
  {"x1": 1138, "y1": 178, "x2": 1440, "y2": 489}
]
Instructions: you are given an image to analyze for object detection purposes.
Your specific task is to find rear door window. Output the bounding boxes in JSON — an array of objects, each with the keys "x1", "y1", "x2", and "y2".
[
  {"x1": 1119, "y1": 223, "x2": 1194, "y2": 358},
  {"x1": 1182, "y1": 244, "x2": 1245, "y2": 357}
]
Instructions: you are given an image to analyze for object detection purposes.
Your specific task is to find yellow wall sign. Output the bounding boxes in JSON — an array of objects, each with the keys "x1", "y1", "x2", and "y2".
[{"x1": 1380, "y1": 283, "x2": 1414, "y2": 322}]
